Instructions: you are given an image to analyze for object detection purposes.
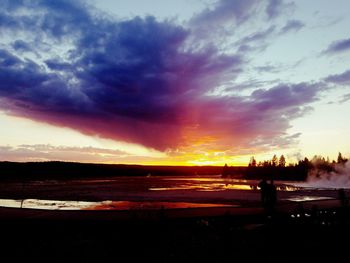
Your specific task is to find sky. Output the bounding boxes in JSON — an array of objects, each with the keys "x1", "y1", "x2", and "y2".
[{"x1": 0, "y1": 0, "x2": 350, "y2": 166}]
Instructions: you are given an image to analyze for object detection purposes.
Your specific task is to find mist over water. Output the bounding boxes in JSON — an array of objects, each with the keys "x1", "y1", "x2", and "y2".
[{"x1": 298, "y1": 162, "x2": 350, "y2": 189}]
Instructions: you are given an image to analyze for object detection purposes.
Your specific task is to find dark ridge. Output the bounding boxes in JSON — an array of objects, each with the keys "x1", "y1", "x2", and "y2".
[{"x1": 0, "y1": 161, "x2": 239, "y2": 181}]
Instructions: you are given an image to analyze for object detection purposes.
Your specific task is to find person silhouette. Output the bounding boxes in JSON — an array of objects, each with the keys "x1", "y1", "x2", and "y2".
[
  {"x1": 264, "y1": 179, "x2": 277, "y2": 215},
  {"x1": 338, "y1": 188, "x2": 348, "y2": 224},
  {"x1": 258, "y1": 179, "x2": 268, "y2": 207},
  {"x1": 221, "y1": 163, "x2": 229, "y2": 177},
  {"x1": 338, "y1": 188, "x2": 348, "y2": 207},
  {"x1": 268, "y1": 179, "x2": 277, "y2": 207}
]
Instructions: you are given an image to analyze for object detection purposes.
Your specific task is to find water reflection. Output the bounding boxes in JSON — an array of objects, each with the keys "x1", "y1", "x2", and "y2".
[
  {"x1": 162, "y1": 177, "x2": 248, "y2": 183},
  {"x1": 87, "y1": 201, "x2": 237, "y2": 210},
  {"x1": 0, "y1": 199, "x2": 99, "y2": 210},
  {"x1": 149, "y1": 184, "x2": 252, "y2": 192},
  {"x1": 0, "y1": 199, "x2": 237, "y2": 211},
  {"x1": 149, "y1": 180, "x2": 300, "y2": 192},
  {"x1": 283, "y1": 196, "x2": 335, "y2": 202}
]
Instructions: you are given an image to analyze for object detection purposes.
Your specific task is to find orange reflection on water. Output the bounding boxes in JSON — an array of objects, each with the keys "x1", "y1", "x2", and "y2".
[
  {"x1": 162, "y1": 177, "x2": 248, "y2": 183},
  {"x1": 86, "y1": 201, "x2": 237, "y2": 210},
  {"x1": 284, "y1": 196, "x2": 335, "y2": 202},
  {"x1": 150, "y1": 183, "x2": 255, "y2": 192},
  {"x1": 150, "y1": 181, "x2": 300, "y2": 192},
  {"x1": 277, "y1": 185, "x2": 300, "y2": 191},
  {"x1": 149, "y1": 187, "x2": 193, "y2": 191},
  {"x1": 223, "y1": 184, "x2": 253, "y2": 190}
]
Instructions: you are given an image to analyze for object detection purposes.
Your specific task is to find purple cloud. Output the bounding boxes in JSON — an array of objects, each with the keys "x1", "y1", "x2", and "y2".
[
  {"x1": 254, "y1": 65, "x2": 279, "y2": 73},
  {"x1": 325, "y1": 38, "x2": 350, "y2": 54},
  {"x1": 0, "y1": 0, "x2": 325, "y2": 154},
  {"x1": 251, "y1": 83, "x2": 320, "y2": 112},
  {"x1": 0, "y1": 2, "x2": 245, "y2": 150},
  {"x1": 325, "y1": 70, "x2": 350, "y2": 85},
  {"x1": 236, "y1": 26, "x2": 275, "y2": 52},
  {"x1": 265, "y1": 0, "x2": 295, "y2": 20},
  {"x1": 190, "y1": 0, "x2": 259, "y2": 26},
  {"x1": 266, "y1": 0, "x2": 290, "y2": 19},
  {"x1": 182, "y1": 82, "x2": 322, "y2": 151},
  {"x1": 239, "y1": 26, "x2": 276, "y2": 44},
  {"x1": 280, "y1": 20, "x2": 305, "y2": 34}
]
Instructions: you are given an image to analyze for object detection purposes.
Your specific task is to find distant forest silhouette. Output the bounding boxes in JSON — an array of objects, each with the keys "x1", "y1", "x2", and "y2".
[
  {"x1": 222, "y1": 152, "x2": 349, "y2": 181},
  {"x1": 0, "y1": 162, "x2": 227, "y2": 181},
  {"x1": 0, "y1": 152, "x2": 348, "y2": 181}
]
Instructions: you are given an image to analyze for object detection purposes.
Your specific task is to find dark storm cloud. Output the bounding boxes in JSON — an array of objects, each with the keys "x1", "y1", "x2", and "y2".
[
  {"x1": 1, "y1": 0, "x2": 92, "y2": 34},
  {"x1": 0, "y1": 49, "x2": 48, "y2": 96},
  {"x1": 0, "y1": 1, "x2": 245, "y2": 149},
  {"x1": 0, "y1": 0, "x2": 325, "y2": 152},
  {"x1": 0, "y1": 48, "x2": 83, "y2": 112},
  {"x1": 45, "y1": 59, "x2": 72, "y2": 71},
  {"x1": 70, "y1": 16, "x2": 244, "y2": 127},
  {"x1": 324, "y1": 38, "x2": 350, "y2": 54}
]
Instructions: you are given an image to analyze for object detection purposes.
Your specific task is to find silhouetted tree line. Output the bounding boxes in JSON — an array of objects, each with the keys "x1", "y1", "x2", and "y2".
[
  {"x1": 1, "y1": 152, "x2": 348, "y2": 182},
  {"x1": 0, "y1": 161, "x2": 225, "y2": 181},
  {"x1": 222, "y1": 152, "x2": 349, "y2": 181},
  {"x1": 244, "y1": 154, "x2": 308, "y2": 180}
]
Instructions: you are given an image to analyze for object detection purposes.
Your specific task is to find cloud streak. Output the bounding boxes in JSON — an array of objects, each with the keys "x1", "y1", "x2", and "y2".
[
  {"x1": 324, "y1": 38, "x2": 350, "y2": 54},
  {"x1": 279, "y1": 19, "x2": 305, "y2": 34},
  {"x1": 0, "y1": 144, "x2": 130, "y2": 163},
  {"x1": 266, "y1": 0, "x2": 294, "y2": 19},
  {"x1": 190, "y1": 0, "x2": 259, "y2": 26},
  {"x1": 325, "y1": 70, "x2": 350, "y2": 85}
]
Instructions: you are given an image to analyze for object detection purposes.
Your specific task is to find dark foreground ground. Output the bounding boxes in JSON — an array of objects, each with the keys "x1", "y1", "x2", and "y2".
[
  {"x1": 1, "y1": 207, "x2": 350, "y2": 263},
  {"x1": 1, "y1": 174, "x2": 349, "y2": 262}
]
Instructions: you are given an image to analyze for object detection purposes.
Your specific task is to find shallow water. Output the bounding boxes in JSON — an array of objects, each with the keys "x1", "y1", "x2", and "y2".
[
  {"x1": 149, "y1": 176, "x2": 301, "y2": 192},
  {"x1": 0, "y1": 198, "x2": 237, "y2": 210},
  {"x1": 282, "y1": 196, "x2": 335, "y2": 202},
  {"x1": 0, "y1": 176, "x2": 342, "y2": 210}
]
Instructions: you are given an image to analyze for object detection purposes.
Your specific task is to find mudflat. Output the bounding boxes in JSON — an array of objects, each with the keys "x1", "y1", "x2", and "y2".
[{"x1": 1, "y1": 176, "x2": 349, "y2": 262}]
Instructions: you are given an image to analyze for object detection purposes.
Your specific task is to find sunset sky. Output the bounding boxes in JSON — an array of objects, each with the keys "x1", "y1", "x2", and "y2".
[{"x1": 1, "y1": 0, "x2": 350, "y2": 165}]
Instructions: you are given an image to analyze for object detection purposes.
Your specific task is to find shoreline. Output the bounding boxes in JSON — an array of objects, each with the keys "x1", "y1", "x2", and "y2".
[
  {"x1": 2, "y1": 200, "x2": 350, "y2": 263},
  {"x1": 0, "y1": 198, "x2": 343, "y2": 222}
]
